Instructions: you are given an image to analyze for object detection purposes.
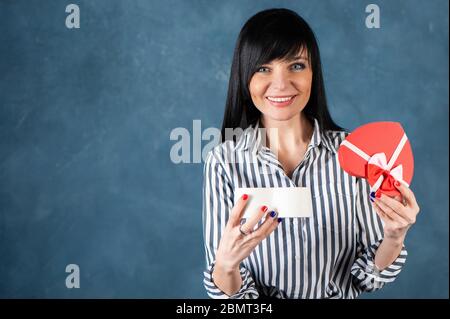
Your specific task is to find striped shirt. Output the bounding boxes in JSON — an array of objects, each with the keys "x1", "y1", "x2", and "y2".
[{"x1": 202, "y1": 117, "x2": 407, "y2": 299}]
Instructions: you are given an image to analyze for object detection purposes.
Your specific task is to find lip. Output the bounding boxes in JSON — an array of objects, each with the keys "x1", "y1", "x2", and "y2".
[
  {"x1": 266, "y1": 95, "x2": 297, "y2": 107},
  {"x1": 266, "y1": 95, "x2": 297, "y2": 98}
]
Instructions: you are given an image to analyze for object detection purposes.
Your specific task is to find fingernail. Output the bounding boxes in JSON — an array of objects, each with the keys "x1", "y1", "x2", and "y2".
[
  {"x1": 240, "y1": 218, "x2": 246, "y2": 225},
  {"x1": 270, "y1": 211, "x2": 277, "y2": 218},
  {"x1": 277, "y1": 218, "x2": 283, "y2": 223},
  {"x1": 370, "y1": 197, "x2": 374, "y2": 203},
  {"x1": 242, "y1": 194, "x2": 248, "y2": 200},
  {"x1": 395, "y1": 181, "x2": 400, "y2": 187},
  {"x1": 261, "y1": 205, "x2": 268, "y2": 212},
  {"x1": 376, "y1": 192, "x2": 382, "y2": 198},
  {"x1": 370, "y1": 192, "x2": 375, "y2": 198}
]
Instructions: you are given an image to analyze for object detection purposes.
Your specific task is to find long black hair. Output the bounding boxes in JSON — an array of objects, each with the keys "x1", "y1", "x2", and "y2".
[{"x1": 221, "y1": 8, "x2": 344, "y2": 142}]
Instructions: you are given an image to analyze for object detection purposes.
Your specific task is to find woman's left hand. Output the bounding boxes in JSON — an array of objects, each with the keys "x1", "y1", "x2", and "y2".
[{"x1": 371, "y1": 181, "x2": 420, "y2": 242}]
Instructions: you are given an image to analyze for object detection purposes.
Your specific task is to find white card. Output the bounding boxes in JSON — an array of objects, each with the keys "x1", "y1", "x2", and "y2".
[{"x1": 234, "y1": 187, "x2": 313, "y2": 218}]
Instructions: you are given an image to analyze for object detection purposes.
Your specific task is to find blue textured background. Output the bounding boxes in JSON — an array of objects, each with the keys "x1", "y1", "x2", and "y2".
[{"x1": 0, "y1": 0, "x2": 448, "y2": 298}]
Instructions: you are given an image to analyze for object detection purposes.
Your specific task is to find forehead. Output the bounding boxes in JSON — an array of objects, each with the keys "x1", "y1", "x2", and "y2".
[{"x1": 270, "y1": 47, "x2": 310, "y2": 64}]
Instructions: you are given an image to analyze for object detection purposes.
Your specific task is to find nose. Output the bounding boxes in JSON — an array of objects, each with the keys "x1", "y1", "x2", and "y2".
[{"x1": 270, "y1": 69, "x2": 290, "y2": 91}]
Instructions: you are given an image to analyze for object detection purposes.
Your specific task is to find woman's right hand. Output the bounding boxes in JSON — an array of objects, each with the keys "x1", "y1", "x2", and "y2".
[{"x1": 214, "y1": 194, "x2": 282, "y2": 273}]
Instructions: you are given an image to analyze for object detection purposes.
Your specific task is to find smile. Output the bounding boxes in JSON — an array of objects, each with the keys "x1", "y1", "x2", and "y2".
[{"x1": 266, "y1": 95, "x2": 297, "y2": 107}]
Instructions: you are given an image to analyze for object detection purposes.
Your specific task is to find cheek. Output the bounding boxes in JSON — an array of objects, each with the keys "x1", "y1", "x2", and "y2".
[
  {"x1": 298, "y1": 73, "x2": 313, "y2": 92},
  {"x1": 249, "y1": 80, "x2": 266, "y2": 99},
  {"x1": 249, "y1": 80, "x2": 269, "y2": 110}
]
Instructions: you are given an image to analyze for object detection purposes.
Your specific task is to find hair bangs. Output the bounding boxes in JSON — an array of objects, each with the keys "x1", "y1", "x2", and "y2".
[
  {"x1": 258, "y1": 38, "x2": 311, "y2": 67},
  {"x1": 222, "y1": 8, "x2": 344, "y2": 140}
]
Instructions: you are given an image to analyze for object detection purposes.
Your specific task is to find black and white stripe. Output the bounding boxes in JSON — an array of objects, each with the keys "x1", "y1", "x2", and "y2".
[{"x1": 202, "y1": 118, "x2": 407, "y2": 299}]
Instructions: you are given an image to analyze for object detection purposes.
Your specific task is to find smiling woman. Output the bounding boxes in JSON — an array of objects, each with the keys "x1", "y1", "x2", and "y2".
[
  {"x1": 249, "y1": 52, "x2": 312, "y2": 118},
  {"x1": 202, "y1": 8, "x2": 414, "y2": 299},
  {"x1": 219, "y1": 8, "x2": 342, "y2": 140}
]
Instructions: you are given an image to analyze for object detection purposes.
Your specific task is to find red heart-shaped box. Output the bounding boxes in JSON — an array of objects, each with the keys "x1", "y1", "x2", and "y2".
[{"x1": 338, "y1": 122, "x2": 414, "y2": 197}]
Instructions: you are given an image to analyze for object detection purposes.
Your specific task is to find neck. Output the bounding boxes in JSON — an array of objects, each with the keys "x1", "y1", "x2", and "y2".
[{"x1": 260, "y1": 113, "x2": 314, "y2": 152}]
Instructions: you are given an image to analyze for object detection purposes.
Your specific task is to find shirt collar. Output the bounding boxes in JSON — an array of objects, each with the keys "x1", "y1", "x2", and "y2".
[{"x1": 233, "y1": 117, "x2": 337, "y2": 154}]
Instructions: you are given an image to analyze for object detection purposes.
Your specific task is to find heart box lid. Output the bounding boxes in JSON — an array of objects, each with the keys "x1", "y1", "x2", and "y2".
[{"x1": 337, "y1": 121, "x2": 414, "y2": 197}]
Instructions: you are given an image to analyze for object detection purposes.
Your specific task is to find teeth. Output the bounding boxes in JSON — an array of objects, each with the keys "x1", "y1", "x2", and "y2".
[{"x1": 267, "y1": 96, "x2": 294, "y2": 102}]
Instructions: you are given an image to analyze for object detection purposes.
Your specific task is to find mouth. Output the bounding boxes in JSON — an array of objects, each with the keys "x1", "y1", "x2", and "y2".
[{"x1": 266, "y1": 95, "x2": 297, "y2": 107}]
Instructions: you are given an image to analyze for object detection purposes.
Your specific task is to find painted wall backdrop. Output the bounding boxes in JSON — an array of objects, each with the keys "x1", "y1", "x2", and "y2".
[{"x1": 0, "y1": 0, "x2": 448, "y2": 298}]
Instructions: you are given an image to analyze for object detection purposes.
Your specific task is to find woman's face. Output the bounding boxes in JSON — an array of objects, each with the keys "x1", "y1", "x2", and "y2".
[{"x1": 248, "y1": 50, "x2": 313, "y2": 122}]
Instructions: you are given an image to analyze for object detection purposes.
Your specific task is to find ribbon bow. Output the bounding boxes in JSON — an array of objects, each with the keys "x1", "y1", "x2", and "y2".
[
  {"x1": 367, "y1": 153, "x2": 404, "y2": 195},
  {"x1": 340, "y1": 133, "x2": 410, "y2": 194}
]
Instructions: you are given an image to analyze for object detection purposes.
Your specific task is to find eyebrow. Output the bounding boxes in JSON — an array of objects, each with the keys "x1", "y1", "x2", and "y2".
[
  {"x1": 262, "y1": 55, "x2": 310, "y2": 66},
  {"x1": 288, "y1": 55, "x2": 309, "y2": 61},
  {"x1": 264, "y1": 56, "x2": 309, "y2": 64}
]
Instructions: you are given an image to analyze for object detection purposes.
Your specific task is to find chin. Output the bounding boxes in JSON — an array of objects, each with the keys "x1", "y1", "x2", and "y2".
[
  {"x1": 263, "y1": 103, "x2": 299, "y2": 116},
  {"x1": 263, "y1": 111, "x2": 298, "y2": 122}
]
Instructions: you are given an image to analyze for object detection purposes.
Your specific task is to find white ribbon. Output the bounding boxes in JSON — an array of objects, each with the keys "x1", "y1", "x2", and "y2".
[{"x1": 340, "y1": 133, "x2": 409, "y2": 193}]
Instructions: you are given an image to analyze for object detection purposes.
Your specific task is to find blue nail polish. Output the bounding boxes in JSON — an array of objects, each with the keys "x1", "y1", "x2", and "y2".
[
  {"x1": 270, "y1": 211, "x2": 277, "y2": 218},
  {"x1": 277, "y1": 218, "x2": 283, "y2": 223},
  {"x1": 370, "y1": 192, "x2": 375, "y2": 198},
  {"x1": 370, "y1": 197, "x2": 374, "y2": 203},
  {"x1": 240, "y1": 218, "x2": 246, "y2": 225}
]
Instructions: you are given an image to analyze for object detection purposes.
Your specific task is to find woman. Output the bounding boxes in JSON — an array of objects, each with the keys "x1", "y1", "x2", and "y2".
[{"x1": 202, "y1": 8, "x2": 420, "y2": 299}]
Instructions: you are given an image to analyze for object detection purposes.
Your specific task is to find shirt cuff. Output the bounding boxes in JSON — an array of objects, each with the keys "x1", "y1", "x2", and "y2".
[
  {"x1": 351, "y1": 239, "x2": 408, "y2": 291},
  {"x1": 203, "y1": 261, "x2": 259, "y2": 299}
]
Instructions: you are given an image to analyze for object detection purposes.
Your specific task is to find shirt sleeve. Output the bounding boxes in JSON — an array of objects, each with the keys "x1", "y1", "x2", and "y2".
[
  {"x1": 202, "y1": 149, "x2": 259, "y2": 299},
  {"x1": 351, "y1": 177, "x2": 408, "y2": 292}
]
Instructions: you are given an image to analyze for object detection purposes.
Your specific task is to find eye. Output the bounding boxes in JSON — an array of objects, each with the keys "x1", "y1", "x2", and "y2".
[
  {"x1": 256, "y1": 66, "x2": 270, "y2": 73},
  {"x1": 291, "y1": 63, "x2": 306, "y2": 71}
]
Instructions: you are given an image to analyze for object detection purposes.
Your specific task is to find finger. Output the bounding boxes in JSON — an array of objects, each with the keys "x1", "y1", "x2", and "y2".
[
  {"x1": 377, "y1": 193, "x2": 417, "y2": 224},
  {"x1": 372, "y1": 200, "x2": 393, "y2": 221},
  {"x1": 372, "y1": 202, "x2": 390, "y2": 223},
  {"x1": 393, "y1": 195, "x2": 405, "y2": 206},
  {"x1": 246, "y1": 211, "x2": 281, "y2": 243},
  {"x1": 376, "y1": 194, "x2": 407, "y2": 218},
  {"x1": 373, "y1": 201, "x2": 398, "y2": 226},
  {"x1": 228, "y1": 194, "x2": 250, "y2": 228},
  {"x1": 240, "y1": 205, "x2": 269, "y2": 234},
  {"x1": 254, "y1": 210, "x2": 280, "y2": 236},
  {"x1": 374, "y1": 197, "x2": 408, "y2": 224},
  {"x1": 394, "y1": 181, "x2": 418, "y2": 209}
]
